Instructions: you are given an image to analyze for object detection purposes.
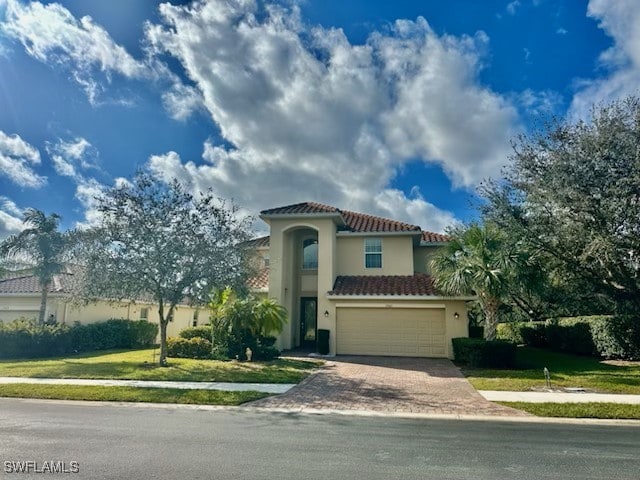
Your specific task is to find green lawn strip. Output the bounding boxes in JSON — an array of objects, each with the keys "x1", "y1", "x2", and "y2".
[
  {"x1": 461, "y1": 347, "x2": 640, "y2": 394},
  {"x1": 0, "y1": 349, "x2": 321, "y2": 384},
  {"x1": 0, "y1": 383, "x2": 270, "y2": 405},
  {"x1": 498, "y1": 401, "x2": 640, "y2": 420}
]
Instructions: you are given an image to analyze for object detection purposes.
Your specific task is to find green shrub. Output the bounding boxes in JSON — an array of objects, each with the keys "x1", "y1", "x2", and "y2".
[
  {"x1": 166, "y1": 337, "x2": 212, "y2": 359},
  {"x1": 0, "y1": 318, "x2": 158, "y2": 359},
  {"x1": 497, "y1": 322, "x2": 547, "y2": 347},
  {"x1": 468, "y1": 326, "x2": 484, "y2": 339},
  {"x1": 520, "y1": 323, "x2": 548, "y2": 348},
  {"x1": 178, "y1": 326, "x2": 212, "y2": 341},
  {"x1": 452, "y1": 337, "x2": 516, "y2": 368},
  {"x1": 545, "y1": 318, "x2": 596, "y2": 356},
  {"x1": 589, "y1": 315, "x2": 640, "y2": 360},
  {"x1": 496, "y1": 323, "x2": 525, "y2": 344}
]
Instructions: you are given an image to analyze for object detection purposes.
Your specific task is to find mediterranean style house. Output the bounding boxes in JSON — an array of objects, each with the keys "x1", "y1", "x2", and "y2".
[
  {"x1": 247, "y1": 202, "x2": 471, "y2": 359},
  {"x1": 0, "y1": 273, "x2": 208, "y2": 338}
]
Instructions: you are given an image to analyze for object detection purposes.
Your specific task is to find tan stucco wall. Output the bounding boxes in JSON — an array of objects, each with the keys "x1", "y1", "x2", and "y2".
[
  {"x1": 266, "y1": 218, "x2": 336, "y2": 350},
  {"x1": 0, "y1": 294, "x2": 209, "y2": 342},
  {"x1": 413, "y1": 245, "x2": 441, "y2": 274},
  {"x1": 321, "y1": 298, "x2": 468, "y2": 359},
  {"x1": 336, "y1": 236, "x2": 415, "y2": 276}
]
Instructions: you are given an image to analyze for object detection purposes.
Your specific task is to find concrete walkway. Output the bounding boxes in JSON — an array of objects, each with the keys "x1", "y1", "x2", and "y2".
[
  {"x1": 0, "y1": 376, "x2": 295, "y2": 394},
  {"x1": 480, "y1": 390, "x2": 640, "y2": 404}
]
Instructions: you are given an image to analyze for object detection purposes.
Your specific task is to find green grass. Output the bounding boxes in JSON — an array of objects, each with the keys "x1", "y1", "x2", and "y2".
[
  {"x1": 0, "y1": 349, "x2": 320, "y2": 384},
  {"x1": 499, "y1": 402, "x2": 640, "y2": 420},
  {"x1": 462, "y1": 347, "x2": 640, "y2": 394},
  {"x1": 0, "y1": 383, "x2": 269, "y2": 405}
]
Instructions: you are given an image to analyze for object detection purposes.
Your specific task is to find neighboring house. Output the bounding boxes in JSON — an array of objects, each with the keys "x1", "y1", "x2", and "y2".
[
  {"x1": 248, "y1": 201, "x2": 472, "y2": 359},
  {"x1": 0, "y1": 273, "x2": 208, "y2": 338}
]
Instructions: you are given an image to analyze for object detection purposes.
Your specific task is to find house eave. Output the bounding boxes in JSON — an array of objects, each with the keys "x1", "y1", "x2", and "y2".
[
  {"x1": 336, "y1": 231, "x2": 421, "y2": 237},
  {"x1": 326, "y1": 294, "x2": 477, "y2": 301}
]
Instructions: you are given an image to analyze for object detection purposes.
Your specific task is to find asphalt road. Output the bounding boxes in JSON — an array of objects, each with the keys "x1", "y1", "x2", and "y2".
[{"x1": 0, "y1": 399, "x2": 639, "y2": 480}]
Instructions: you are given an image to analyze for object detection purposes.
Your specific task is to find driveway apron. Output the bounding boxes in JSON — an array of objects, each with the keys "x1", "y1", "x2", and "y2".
[{"x1": 248, "y1": 356, "x2": 526, "y2": 416}]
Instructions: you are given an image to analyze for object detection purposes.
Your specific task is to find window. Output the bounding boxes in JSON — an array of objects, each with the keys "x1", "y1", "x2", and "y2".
[
  {"x1": 139, "y1": 307, "x2": 149, "y2": 321},
  {"x1": 364, "y1": 238, "x2": 382, "y2": 268},
  {"x1": 192, "y1": 310, "x2": 199, "y2": 327},
  {"x1": 263, "y1": 254, "x2": 270, "y2": 268},
  {"x1": 302, "y1": 238, "x2": 318, "y2": 269}
]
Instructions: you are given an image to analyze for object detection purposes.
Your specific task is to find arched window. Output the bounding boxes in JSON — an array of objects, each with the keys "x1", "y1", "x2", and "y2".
[{"x1": 302, "y1": 238, "x2": 318, "y2": 269}]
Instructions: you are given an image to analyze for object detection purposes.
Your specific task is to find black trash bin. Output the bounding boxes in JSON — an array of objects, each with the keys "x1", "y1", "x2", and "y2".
[{"x1": 317, "y1": 329, "x2": 330, "y2": 355}]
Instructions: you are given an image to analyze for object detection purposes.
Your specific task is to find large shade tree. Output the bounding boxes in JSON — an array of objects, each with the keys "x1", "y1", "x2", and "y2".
[
  {"x1": 76, "y1": 173, "x2": 253, "y2": 366},
  {"x1": 482, "y1": 96, "x2": 640, "y2": 313},
  {"x1": 0, "y1": 209, "x2": 68, "y2": 324},
  {"x1": 430, "y1": 223, "x2": 534, "y2": 340}
]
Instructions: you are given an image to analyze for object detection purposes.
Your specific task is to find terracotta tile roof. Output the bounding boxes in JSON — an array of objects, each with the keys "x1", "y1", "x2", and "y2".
[
  {"x1": 261, "y1": 202, "x2": 339, "y2": 215},
  {"x1": 0, "y1": 274, "x2": 71, "y2": 294},
  {"x1": 261, "y1": 201, "x2": 423, "y2": 233},
  {"x1": 329, "y1": 273, "x2": 437, "y2": 296},
  {"x1": 247, "y1": 267, "x2": 269, "y2": 291},
  {"x1": 244, "y1": 235, "x2": 270, "y2": 248},
  {"x1": 340, "y1": 210, "x2": 421, "y2": 233},
  {"x1": 421, "y1": 231, "x2": 450, "y2": 243}
]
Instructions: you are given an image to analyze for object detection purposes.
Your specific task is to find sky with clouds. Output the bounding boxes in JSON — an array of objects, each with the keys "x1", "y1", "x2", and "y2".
[{"x1": 0, "y1": 0, "x2": 635, "y2": 238}]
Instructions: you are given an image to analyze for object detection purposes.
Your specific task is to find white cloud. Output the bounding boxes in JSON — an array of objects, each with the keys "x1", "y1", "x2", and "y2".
[
  {"x1": 506, "y1": 1, "x2": 521, "y2": 15},
  {"x1": 0, "y1": 195, "x2": 24, "y2": 239},
  {"x1": 570, "y1": 0, "x2": 640, "y2": 119},
  {"x1": 0, "y1": 130, "x2": 45, "y2": 188},
  {"x1": 46, "y1": 136, "x2": 98, "y2": 180},
  {"x1": 162, "y1": 82, "x2": 204, "y2": 121},
  {"x1": 1, "y1": 0, "x2": 154, "y2": 105},
  {"x1": 143, "y1": 1, "x2": 521, "y2": 232}
]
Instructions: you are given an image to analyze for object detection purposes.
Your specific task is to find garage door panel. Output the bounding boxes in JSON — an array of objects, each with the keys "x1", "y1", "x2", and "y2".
[{"x1": 337, "y1": 308, "x2": 447, "y2": 358}]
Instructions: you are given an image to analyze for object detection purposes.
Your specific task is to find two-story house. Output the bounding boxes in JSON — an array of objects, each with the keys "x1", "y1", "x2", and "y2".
[{"x1": 248, "y1": 202, "x2": 471, "y2": 359}]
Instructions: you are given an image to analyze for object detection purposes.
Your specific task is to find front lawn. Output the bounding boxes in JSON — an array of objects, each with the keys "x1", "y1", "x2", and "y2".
[
  {"x1": 462, "y1": 347, "x2": 640, "y2": 394},
  {"x1": 0, "y1": 349, "x2": 320, "y2": 384},
  {"x1": 0, "y1": 383, "x2": 269, "y2": 405}
]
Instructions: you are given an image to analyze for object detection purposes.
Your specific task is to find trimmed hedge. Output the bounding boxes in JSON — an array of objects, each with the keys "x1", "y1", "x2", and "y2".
[
  {"x1": 468, "y1": 326, "x2": 484, "y2": 339},
  {"x1": 167, "y1": 337, "x2": 213, "y2": 359},
  {"x1": 178, "y1": 326, "x2": 212, "y2": 340},
  {"x1": 496, "y1": 316, "x2": 640, "y2": 360},
  {"x1": 0, "y1": 318, "x2": 158, "y2": 359},
  {"x1": 452, "y1": 337, "x2": 516, "y2": 368}
]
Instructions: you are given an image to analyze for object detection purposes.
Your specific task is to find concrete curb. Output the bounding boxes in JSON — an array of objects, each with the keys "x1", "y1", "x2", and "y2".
[
  {"x1": 0, "y1": 376, "x2": 295, "y2": 394},
  {"x1": 2, "y1": 397, "x2": 639, "y2": 427}
]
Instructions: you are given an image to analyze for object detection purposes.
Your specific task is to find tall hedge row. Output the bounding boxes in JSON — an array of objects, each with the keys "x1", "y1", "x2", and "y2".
[
  {"x1": 496, "y1": 316, "x2": 640, "y2": 360},
  {"x1": 0, "y1": 318, "x2": 158, "y2": 359}
]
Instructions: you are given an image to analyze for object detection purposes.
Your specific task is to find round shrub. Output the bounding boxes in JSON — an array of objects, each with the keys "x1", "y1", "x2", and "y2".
[{"x1": 167, "y1": 337, "x2": 212, "y2": 359}]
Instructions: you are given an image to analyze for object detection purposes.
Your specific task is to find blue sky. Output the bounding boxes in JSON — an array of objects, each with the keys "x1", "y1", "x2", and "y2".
[{"x1": 0, "y1": 0, "x2": 634, "y2": 237}]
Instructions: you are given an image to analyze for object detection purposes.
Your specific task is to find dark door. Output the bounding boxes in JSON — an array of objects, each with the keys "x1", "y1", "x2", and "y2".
[{"x1": 300, "y1": 297, "x2": 317, "y2": 348}]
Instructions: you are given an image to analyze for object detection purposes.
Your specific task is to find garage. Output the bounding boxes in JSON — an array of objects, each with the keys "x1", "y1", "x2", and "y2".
[{"x1": 336, "y1": 307, "x2": 447, "y2": 357}]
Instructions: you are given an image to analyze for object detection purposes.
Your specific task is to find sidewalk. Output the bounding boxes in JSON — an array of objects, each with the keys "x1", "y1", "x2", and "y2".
[
  {"x1": 0, "y1": 376, "x2": 295, "y2": 394},
  {"x1": 480, "y1": 390, "x2": 640, "y2": 404}
]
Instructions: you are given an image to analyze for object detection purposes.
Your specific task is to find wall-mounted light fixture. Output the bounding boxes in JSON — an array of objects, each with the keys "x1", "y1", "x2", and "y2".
[
  {"x1": 454, "y1": 312, "x2": 460, "y2": 320},
  {"x1": 324, "y1": 310, "x2": 329, "y2": 318}
]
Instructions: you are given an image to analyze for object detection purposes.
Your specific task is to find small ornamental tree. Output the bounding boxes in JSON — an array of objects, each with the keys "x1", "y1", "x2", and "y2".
[{"x1": 76, "y1": 173, "x2": 253, "y2": 366}]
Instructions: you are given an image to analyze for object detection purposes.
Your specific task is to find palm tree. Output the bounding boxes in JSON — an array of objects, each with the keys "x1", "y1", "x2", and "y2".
[
  {"x1": 0, "y1": 209, "x2": 67, "y2": 323},
  {"x1": 430, "y1": 223, "x2": 524, "y2": 340}
]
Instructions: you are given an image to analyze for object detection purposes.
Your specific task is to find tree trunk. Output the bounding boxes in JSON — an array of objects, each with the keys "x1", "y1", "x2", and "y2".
[
  {"x1": 159, "y1": 318, "x2": 168, "y2": 367},
  {"x1": 158, "y1": 299, "x2": 168, "y2": 367},
  {"x1": 483, "y1": 297, "x2": 500, "y2": 341},
  {"x1": 38, "y1": 283, "x2": 50, "y2": 324}
]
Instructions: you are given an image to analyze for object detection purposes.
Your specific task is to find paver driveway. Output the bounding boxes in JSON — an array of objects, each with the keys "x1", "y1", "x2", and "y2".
[{"x1": 248, "y1": 356, "x2": 526, "y2": 416}]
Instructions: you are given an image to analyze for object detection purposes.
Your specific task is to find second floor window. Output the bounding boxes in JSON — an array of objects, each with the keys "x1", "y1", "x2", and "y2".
[
  {"x1": 365, "y1": 238, "x2": 382, "y2": 268},
  {"x1": 302, "y1": 238, "x2": 318, "y2": 269}
]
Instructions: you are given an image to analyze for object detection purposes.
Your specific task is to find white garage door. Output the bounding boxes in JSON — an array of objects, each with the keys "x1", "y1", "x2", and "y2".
[{"x1": 336, "y1": 307, "x2": 447, "y2": 357}]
